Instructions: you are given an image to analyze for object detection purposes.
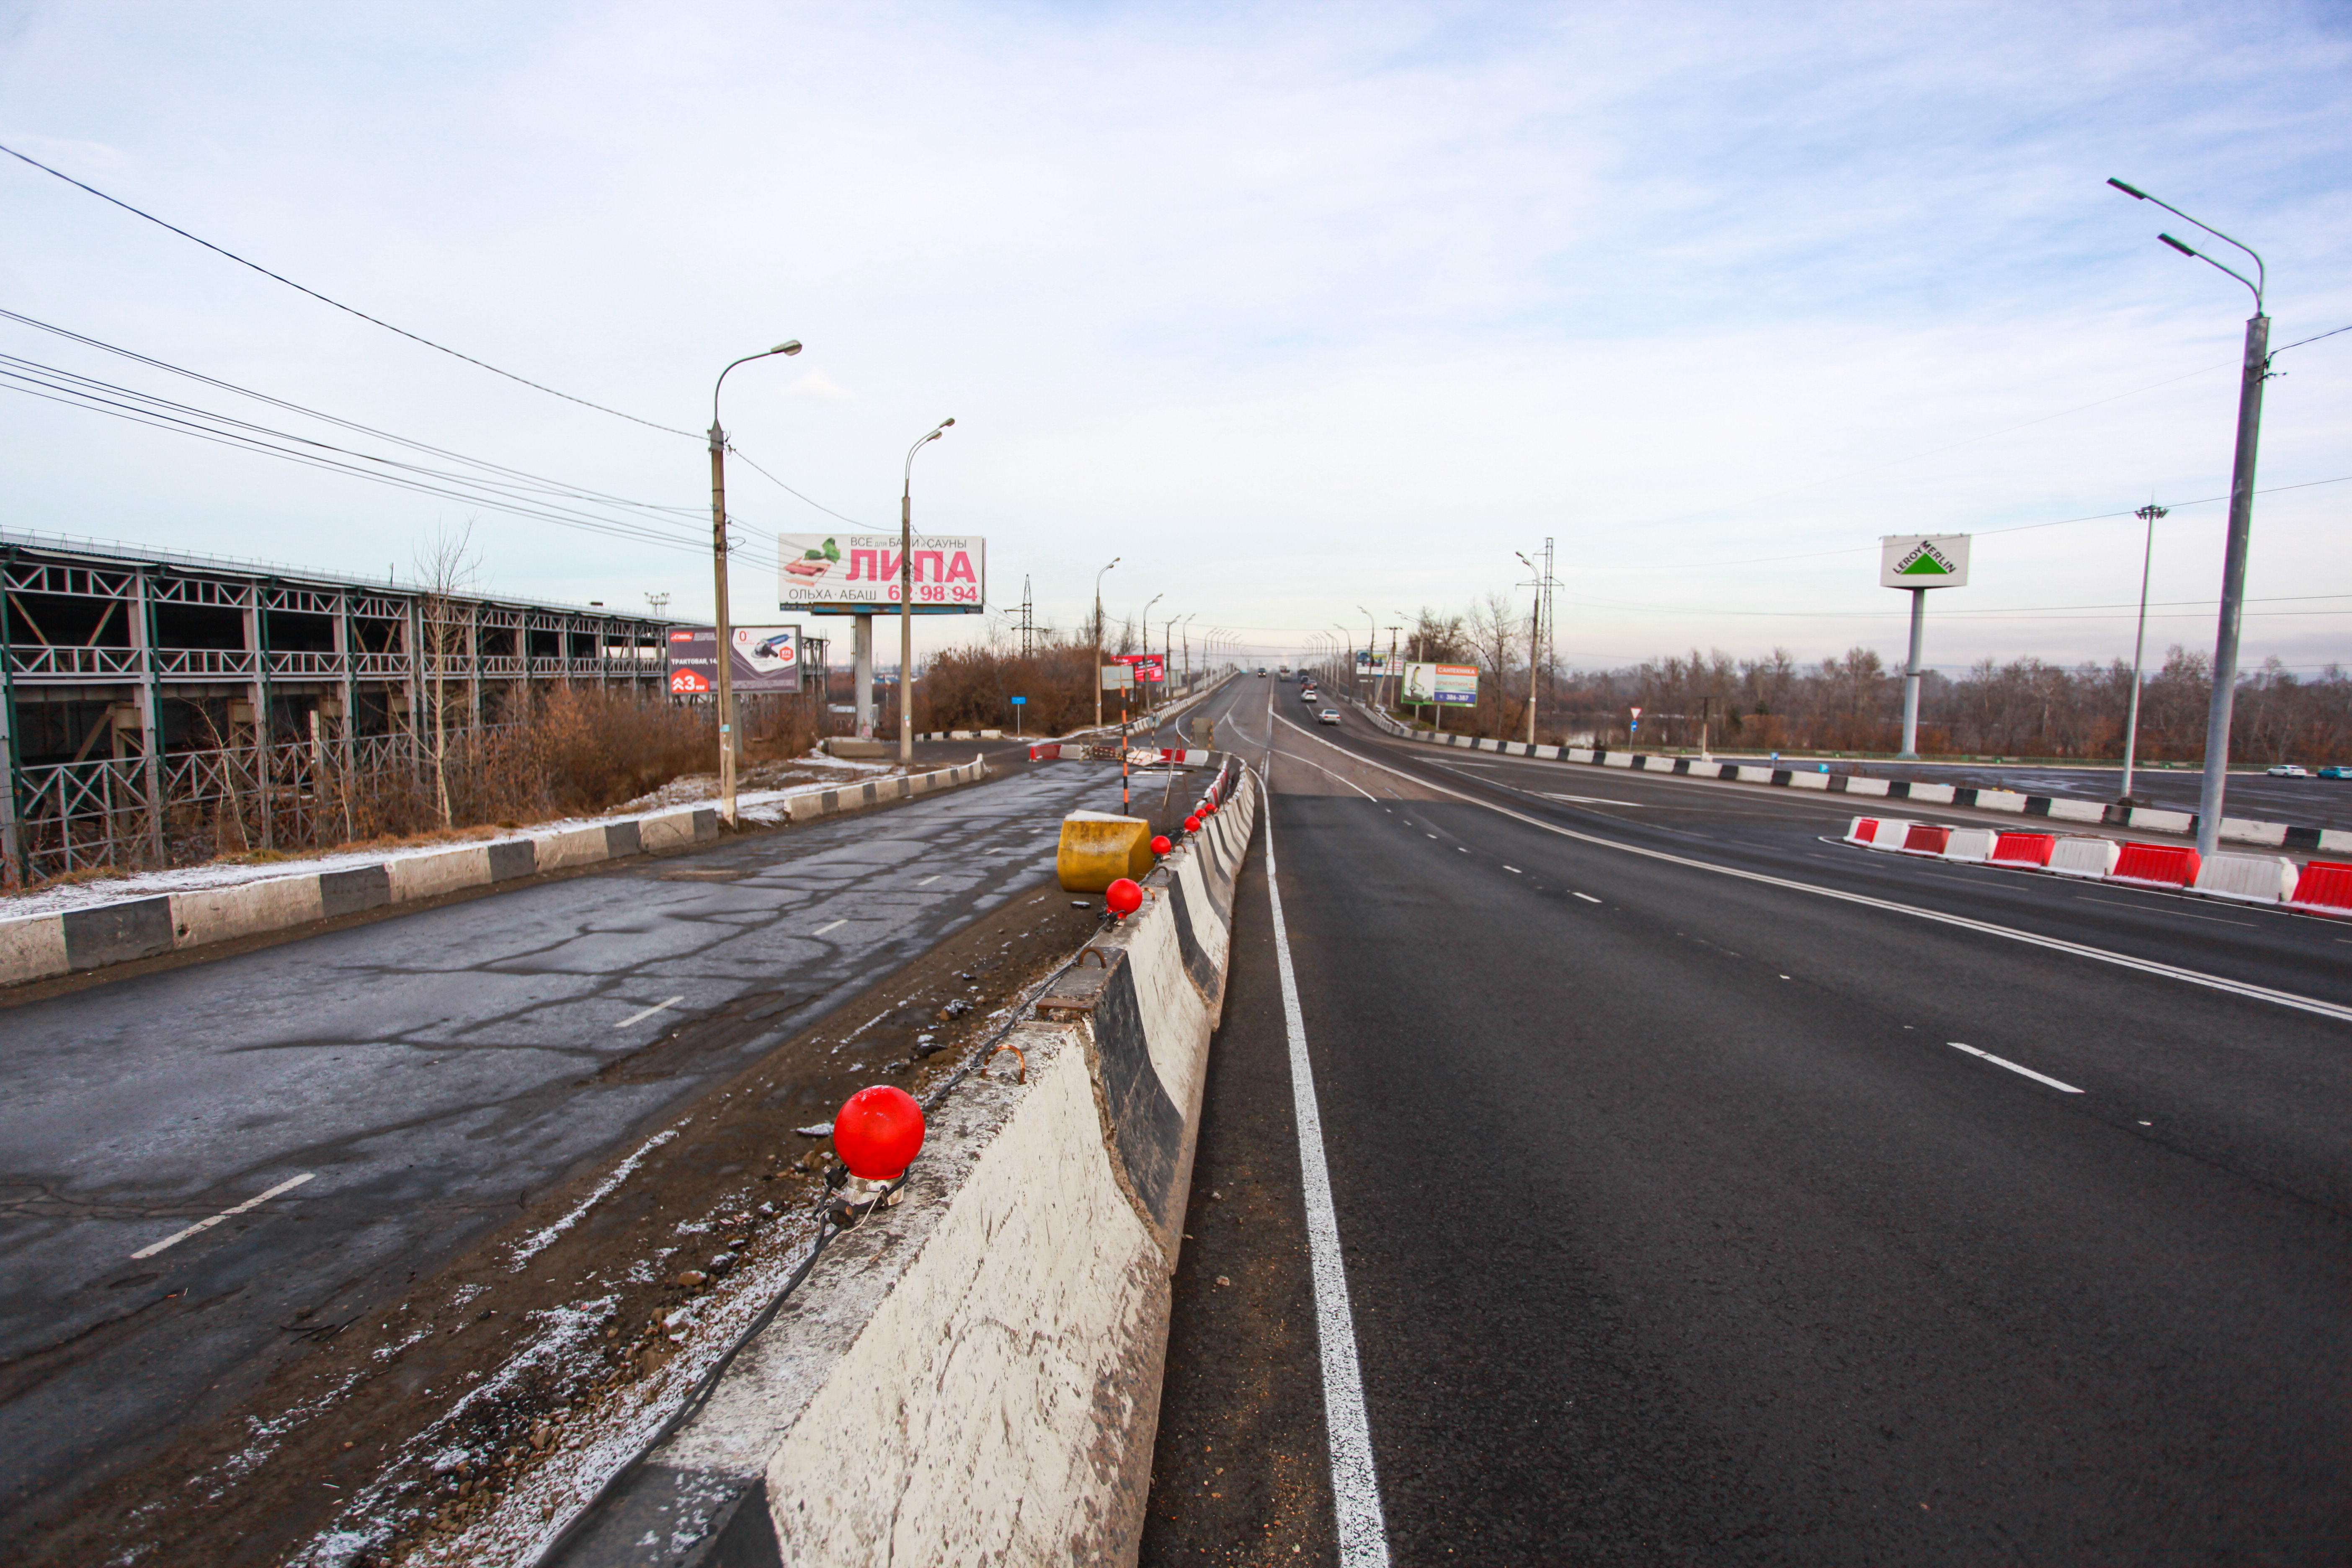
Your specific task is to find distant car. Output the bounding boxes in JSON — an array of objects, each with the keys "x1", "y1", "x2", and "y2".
[
  {"x1": 2267, "y1": 764, "x2": 2311, "y2": 777},
  {"x1": 2319, "y1": 765, "x2": 2352, "y2": 780},
  {"x1": 1318, "y1": 709, "x2": 1341, "y2": 725}
]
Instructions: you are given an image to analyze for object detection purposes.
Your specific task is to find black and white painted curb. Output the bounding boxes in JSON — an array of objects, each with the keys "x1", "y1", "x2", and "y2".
[
  {"x1": 544, "y1": 766, "x2": 1260, "y2": 1568},
  {"x1": 0, "y1": 758, "x2": 993, "y2": 988},
  {"x1": 1371, "y1": 709, "x2": 2351, "y2": 856}
]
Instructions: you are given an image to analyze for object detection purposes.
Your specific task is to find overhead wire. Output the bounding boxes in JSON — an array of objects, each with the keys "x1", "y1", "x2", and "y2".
[{"x1": 0, "y1": 139, "x2": 702, "y2": 440}]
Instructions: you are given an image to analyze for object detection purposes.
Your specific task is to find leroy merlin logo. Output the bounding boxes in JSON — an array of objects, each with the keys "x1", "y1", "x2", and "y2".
[{"x1": 1894, "y1": 541, "x2": 1958, "y2": 576}]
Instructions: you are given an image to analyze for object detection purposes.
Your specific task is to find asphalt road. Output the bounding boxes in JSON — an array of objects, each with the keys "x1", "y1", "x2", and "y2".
[
  {"x1": 0, "y1": 753, "x2": 1156, "y2": 1539},
  {"x1": 1145, "y1": 678, "x2": 2350, "y2": 1564}
]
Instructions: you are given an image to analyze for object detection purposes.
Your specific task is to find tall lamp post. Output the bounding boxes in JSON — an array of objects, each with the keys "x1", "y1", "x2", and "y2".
[
  {"x1": 2118, "y1": 502, "x2": 2167, "y2": 803},
  {"x1": 1357, "y1": 605, "x2": 1379, "y2": 710},
  {"x1": 1181, "y1": 612, "x2": 1198, "y2": 691},
  {"x1": 709, "y1": 339, "x2": 802, "y2": 825},
  {"x1": 897, "y1": 418, "x2": 954, "y2": 766},
  {"x1": 1093, "y1": 558, "x2": 1119, "y2": 729},
  {"x1": 2110, "y1": 178, "x2": 2269, "y2": 859},
  {"x1": 1139, "y1": 593, "x2": 1163, "y2": 713}
]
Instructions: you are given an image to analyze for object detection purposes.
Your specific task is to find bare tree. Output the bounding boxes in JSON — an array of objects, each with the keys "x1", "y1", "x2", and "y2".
[{"x1": 413, "y1": 522, "x2": 480, "y2": 828}]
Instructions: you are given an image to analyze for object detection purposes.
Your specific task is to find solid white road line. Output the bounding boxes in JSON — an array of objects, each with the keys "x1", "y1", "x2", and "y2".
[
  {"x1": 614, "y1": 995, "x2": 686, "y2": 1029},
  {"x1": 917, "y1": 873, "x2": 942, "y2": 885},
  {"x1": 1572, "y1": 892, "x2": 1602, "y2": 904},
  {"x1": 1504, "y1": 866, "x2": 1523, "y2": 874},
  {"x1": 811, "y1": 918, "x2": 846, "y2": 935},
  {"x1": 131, "y1": 1172, "x2": 314, "y2": 1260},
  {"x1": 1260, "y1": 780, "x2": 1391, "y2": 1568},
  {"x1": 1949, "y1": 1042, "x2": 2084, "y2": 1094},
  {"x1": 1274, "y1": 713, "x2": 2352, "y2": 1027}
]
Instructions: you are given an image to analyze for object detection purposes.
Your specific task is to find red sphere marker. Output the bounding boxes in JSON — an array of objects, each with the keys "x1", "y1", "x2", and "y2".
[
  {"x1": 1150, "y1": 835, "x2": 1172, "y2": 856},
  {"x1": 1183, "y1": 815, "x2": 1202, "y2": 833},
  {"x1": 833, "y1": 1085, "x2": 925, "y2": 1181},
  {"x1": 1106, "y1": 877, "x2": 1144, "y2": 919}
]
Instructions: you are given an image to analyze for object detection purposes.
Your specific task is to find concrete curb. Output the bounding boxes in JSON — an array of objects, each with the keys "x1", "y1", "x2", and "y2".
[
  {"x1": 1379, "y1": 714, "x2": 2352, "y2": 856},
  {"x1": 0, "y1": 758, "x2": 993, "y2": 989},
  {"x1": 550, "y1": 765, "x2": 1261, "y2": 1568}
]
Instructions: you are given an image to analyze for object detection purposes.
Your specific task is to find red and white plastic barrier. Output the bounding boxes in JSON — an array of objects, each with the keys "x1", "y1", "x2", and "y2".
[
  {"x1": 2289, "y1": 861, "x2": 2352, "y2": 918},
  {"x1": 2193, "y1": 854, "x2": 2297, "y2": 905},
  {"x1": 2109, "y1": 843, "x2": 2200, "y2": 891},
  {"x1": 1989, "y1": 831, "x2": 2056, "y2": 867}
]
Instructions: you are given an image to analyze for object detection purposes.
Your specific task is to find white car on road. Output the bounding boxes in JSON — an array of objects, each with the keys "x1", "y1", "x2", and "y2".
[
  {"x1": 1318, "y1": 709, "x2": 1341, "y2": 725},
  {"x1": 2267, "y1": 764, "x2": 2311, "y2": 777}
]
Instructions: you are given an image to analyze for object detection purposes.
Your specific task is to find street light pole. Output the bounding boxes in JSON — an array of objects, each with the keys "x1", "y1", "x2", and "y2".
[
  {"x1": 2120, "y1": 502, "x2": 2166, "y2": 803},
  {"x1": 897, "y1": 418, "x2": 954, "y2": 767},
  {"x1": 1093, "y1": 558, "x2": 1119, "y2": 730},
  {"x1": 2110, "y1": 178, "x2": 2269, "y2": 859},
  {"x1": 709, "y1": 339, "x2": 801, "y2": 825}
]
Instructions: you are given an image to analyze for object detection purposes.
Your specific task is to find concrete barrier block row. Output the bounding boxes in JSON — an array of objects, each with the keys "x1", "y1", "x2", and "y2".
[
  {"x1": 914, "y1": 729, "x2": 1006, "y2": 740},
  {"x1": 1844, "y1": 813, "x2": 2349, "y2": 916},
  {"x1": 556, "y1": 766, "x2": 1261, "y2": 1567},
  {"x1": 1404, "y1": 726, "x2": 2351, "y2": 853},
  {"x1": 0, "y1": 758, "x2": 993, "y2": 988}
]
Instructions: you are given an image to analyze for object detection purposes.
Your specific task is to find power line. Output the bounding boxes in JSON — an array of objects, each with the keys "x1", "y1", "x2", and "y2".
[{"x1": 0, "y1": 139, "x2": 700, "y2": 440}]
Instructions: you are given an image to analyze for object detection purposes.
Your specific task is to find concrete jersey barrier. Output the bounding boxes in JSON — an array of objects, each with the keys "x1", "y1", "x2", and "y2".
[
  {"x1": 0, "y1": 758, "x2": 993, "y2": 988},
  {"x1": 1384, "y1": 724, "x2": 2352, "y2": 855},
  {"x1": 549, "y1": 765, "x2": 1262, "y2": 1568}
]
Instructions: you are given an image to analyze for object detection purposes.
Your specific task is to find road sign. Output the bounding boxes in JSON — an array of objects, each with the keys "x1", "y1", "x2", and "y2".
[
  {"x1": 1879, "y1": 534, "x2": 1971, "y2": 589},
  {"x1": 777, "y1": 532, "x2": 986, "y2": 614},
  {"x1": 1011, "y1": 696, "x2": 1027, "y2": 705}
]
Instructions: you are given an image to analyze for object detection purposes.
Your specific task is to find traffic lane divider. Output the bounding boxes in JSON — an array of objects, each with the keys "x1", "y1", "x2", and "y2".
[
  {"x1": 2195, "y1": 854, "x2": 2298, "y2": 905},
  {"x1": 2110, "y1": 843, "x2": 2201, "y2": 891},
  {"x1": 555, "y1": 766, "x2": 1264, "y2": 1567},
  {"x1": 0, "y1": 758, "x2": 993, "y2": 988},
  {"x1": 2289, "y1": 861, "x2": 2352, "y2": 918}
]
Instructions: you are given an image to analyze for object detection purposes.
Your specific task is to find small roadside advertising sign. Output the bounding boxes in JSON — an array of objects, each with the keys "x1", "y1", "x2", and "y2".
[
  {"x1": 668, "y1": 626, "x2": 805, "y2": 695},
  {"x1": 1117, "y1": 653, "x2": 1166, "y2": 683},
  {"x1": 1402, "y1": 662, "x2": 1478, "y2": 705},
  {"x1": 1100, "y1": 665, "x2": 1134, "y2": 691},
  {"x1": 1879, "y1": 534, "x2": 1971, "y2": 589}
]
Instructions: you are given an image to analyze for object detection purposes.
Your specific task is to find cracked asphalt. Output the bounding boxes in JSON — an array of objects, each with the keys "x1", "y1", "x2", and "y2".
[{"x1": 0, "y1": 758, "x2": 1134, "y2": 1536}]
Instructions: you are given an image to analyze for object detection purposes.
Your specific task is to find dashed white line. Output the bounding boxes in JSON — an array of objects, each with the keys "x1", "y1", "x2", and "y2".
[
  {"x1": 1504, "y1": 866, "x2": 1523, "y2": 874},
  {"x1": 812, "y1": 918, "x2": 846, "y2": 935},
  {"x1": 131, "y1": 1173, "x2": 315, "y2": 1260},
  {"x1": 1572, "y1": 892, "x2": 1602, "y2": 904},
  {"x1": 614, "y1": 995, "x2": 686, "y2": 1029},
  {"x1": 1948, "y1": 1042, "x2": 2084, "y2": 1094},
  {"x1": 917, "y1": 874, "x2": 942, "y2": 885},
  {"x1": 1261, "y1": 780, "x2": 1392, "y2": 1568}
]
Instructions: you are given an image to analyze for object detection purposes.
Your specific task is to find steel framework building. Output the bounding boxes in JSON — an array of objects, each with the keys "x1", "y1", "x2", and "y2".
[{"x1": 1, "y1": 531, "x2": 673, "y2": 882}]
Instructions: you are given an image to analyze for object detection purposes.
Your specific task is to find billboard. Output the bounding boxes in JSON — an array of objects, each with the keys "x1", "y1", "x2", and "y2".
[
  {"x1": 1117, "y1": 653, "x2": 1166, "y2": 683},
  {"x1": 778, "y1": 533, "x2": 985, "y2": 614},
  {"x1": 1354, "y1": 649, "x2": 1391, "y2": 673},
  {"x1": 666, "y1": 626, "x2": 805, "y2": 695},
  {"x1": 1099, "y1": 664, "x2": 1133, "y2": 691},
  {"x1": 1879, "y1": 534, "x2": 1970, "y2": 589},
  {"x1": 1402, "y1": 662, "x2": 1478, "y2": 705}
]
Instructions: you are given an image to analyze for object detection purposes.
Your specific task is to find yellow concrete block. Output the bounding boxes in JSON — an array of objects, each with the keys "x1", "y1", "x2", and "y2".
[{"x1": 1056, "y1": 811, "x2": 1153, "y2": 892}]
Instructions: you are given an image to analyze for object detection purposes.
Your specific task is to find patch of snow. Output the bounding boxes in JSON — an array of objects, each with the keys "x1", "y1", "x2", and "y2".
[{"x1": 507, "y1": 1126, "x2": 683, "y2": 1269}]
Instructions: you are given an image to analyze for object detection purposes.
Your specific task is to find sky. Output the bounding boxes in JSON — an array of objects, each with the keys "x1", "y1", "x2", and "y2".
[{"x1": 2, "y1": 0, "x2": 2347, "y2": 675}]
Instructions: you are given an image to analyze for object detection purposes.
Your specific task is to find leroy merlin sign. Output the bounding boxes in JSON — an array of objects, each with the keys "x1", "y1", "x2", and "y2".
[{"x1": 1879, "y1": 534, "x2": 1971, "y2": 589}]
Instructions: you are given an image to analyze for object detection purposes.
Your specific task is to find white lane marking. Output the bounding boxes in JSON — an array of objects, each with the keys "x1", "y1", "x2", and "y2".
[
  {"x1": 1948, "y1": 1042, "x2": 2084, "y2": 1094},
  {"x1": 812, "y1": 918, "x2": 846, "y2": 935},
  {"x1": 1504, "y1": 866, "x2": 1523, "y2": 874},
  {"x1": 1572, "y1": 892, "x2": 1602, "y2": 904},
  {"x1": 1278, "y1": 717, "x2": 2352, "y2": 1026},
  {"x1": 1542, "y1": 792, "x2": 1653, "y2": 807},
  {"x1": 917, "y1": 874, "x2": 942, "y2": 885},
  {"x1": 1457, "y1": 846, "x2": 1468, "y2": 854},
  {"x1": 1426, "y1": 834, "x2": 1437, "y2": 840},
  {"x1": 131, "y1": 1172, "x2": 314, "y2": 1259},
  {"x1": 614, "y1": 995, "x2": 686, "y2": 1029},
  {"x1": 2075, "y1": 895, "x2": 2252, "y2": 928},
  {"x1": 1259, "y1": 776, "x2": 1392, "y2": 1568}
]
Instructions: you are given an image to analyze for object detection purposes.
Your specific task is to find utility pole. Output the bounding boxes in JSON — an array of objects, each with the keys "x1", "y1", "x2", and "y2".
[
  {"x1": 1515, "y1": 546, "x2": 1558, "y2": 746},
  {"x1": 1016, "y1": 575, "x2": 1036, "y2": 659},
  {"x1": 2108, "y1": 178, "x2": 2270, "y2": 859},
  {"x1": 1093, "y1": 558, "x2": 1118, "y2": 730},
  {"x1": 898, "y1": 419, "x2": 954, "y2": 767},
  {"x1": 708, "y1": 340, "x2": 801, "y2": 825},
  {"x1": 2119, "y1": 503, "x2": 2166, "y2": 802}
]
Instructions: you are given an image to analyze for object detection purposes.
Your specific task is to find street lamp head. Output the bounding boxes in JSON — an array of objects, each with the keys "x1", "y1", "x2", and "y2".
[
  {"x1": 771, "y1": 340, "x2": 803, "y2": 356},
  {"x1": 2107, "y1": 178, "x2": 2148, "y2": 201},
  {"x1": 941, "y1": 418, "x2": 955, "y2": 428},
  {"x1": 2159, "y1": 232, "x2": 2198, "y2": 257}
]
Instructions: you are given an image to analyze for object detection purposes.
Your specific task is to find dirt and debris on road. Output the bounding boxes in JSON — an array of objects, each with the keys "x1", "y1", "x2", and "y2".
[{"x1": 17, "y1": 878, "x2": 1106, "y2": 1568}]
